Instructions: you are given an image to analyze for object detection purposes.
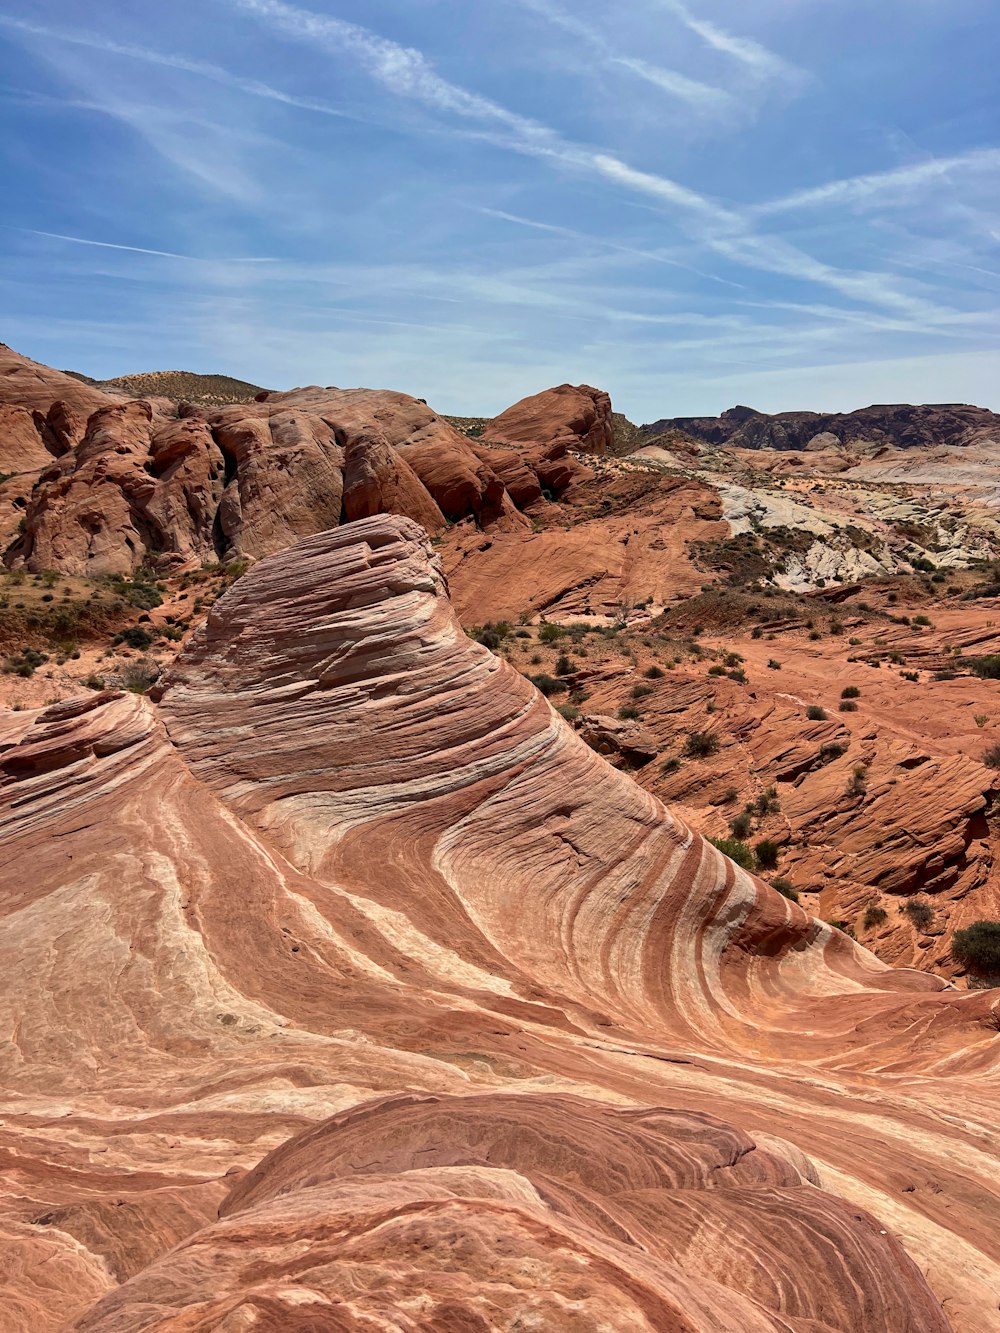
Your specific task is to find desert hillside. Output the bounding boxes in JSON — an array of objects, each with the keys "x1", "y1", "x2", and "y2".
[{"x1": 1, "y1": 344, "x2": 999, "y2": 1331}]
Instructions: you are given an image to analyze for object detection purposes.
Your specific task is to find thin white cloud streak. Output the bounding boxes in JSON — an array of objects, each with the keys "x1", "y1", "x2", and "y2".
[
  {"x1": 0, "y1": 15, "x2": 363, "y2": 124},
  {"x1": 512, "y1": 0, "x2": 734, "y2": 112},
  {"x1": 752, "y1": 147, "x2": 1000, "y2": 216},
  {"x1": 653, "y1": 0, "x2": 805, "y2": 86},
  {"x1": 22, "y1": 229, "x2": 277, "y2": 263},
  {"x1": 475, "y1": 206, "x2": 748, "y2": 288}
]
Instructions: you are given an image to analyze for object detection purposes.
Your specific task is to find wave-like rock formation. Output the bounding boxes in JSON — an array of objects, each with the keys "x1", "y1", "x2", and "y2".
[{"x1": 2, "y1": 515, "x2": 999, "y2": 1331}]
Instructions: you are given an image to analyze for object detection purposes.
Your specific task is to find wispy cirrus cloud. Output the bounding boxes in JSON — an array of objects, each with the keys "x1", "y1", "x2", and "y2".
[
  {"x1": 751, "y1": 147, "x2": 1000, "y2": 216},
  {"x1": 511, "y1": 0, "x2": 736, "y2": 114},
  {"x1": 652, "y1": 0, "x2": 805, "y2": 87}
]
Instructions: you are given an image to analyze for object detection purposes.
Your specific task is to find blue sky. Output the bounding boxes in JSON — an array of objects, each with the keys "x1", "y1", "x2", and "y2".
[{"x1": 1, "y1": 0, "x2": 998, "y2": 420}]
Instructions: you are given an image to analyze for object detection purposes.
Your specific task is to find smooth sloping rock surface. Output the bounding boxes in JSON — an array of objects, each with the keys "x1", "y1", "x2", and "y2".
[{"x1": 1, "y1": 516, "x2": 999, "y2": 1331}]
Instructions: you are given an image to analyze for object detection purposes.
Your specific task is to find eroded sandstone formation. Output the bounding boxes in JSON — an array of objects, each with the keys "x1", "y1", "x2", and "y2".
[
  {"x1": 2, "y1": 515, "x2": 998, "y2": 1331},
  {"x1": 0, "y1": 347, "x2": 598, "y2": 576},
  {"x1": 483, "y1": 382, "x2": 614, "y2": 454}
]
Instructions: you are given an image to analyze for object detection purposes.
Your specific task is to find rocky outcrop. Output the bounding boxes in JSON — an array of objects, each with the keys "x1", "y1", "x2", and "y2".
[
  {"x1": 484, "y1": 382, "x2": 614, "y2": 454},
  {"x1": 0, "y1": 347, "x2": 595, "y2": 574},
  {"x1": 1, "y1": 515, "x2": 998, "y2": 1331}
]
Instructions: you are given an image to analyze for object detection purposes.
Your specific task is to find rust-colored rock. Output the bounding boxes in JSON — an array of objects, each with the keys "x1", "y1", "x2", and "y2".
[
  {"x1": 1, "y1": 516, "x2": 998, "y2": 1331},
  {"x1": 484, "y1": 382, "x2": 614, "y2": 455}
]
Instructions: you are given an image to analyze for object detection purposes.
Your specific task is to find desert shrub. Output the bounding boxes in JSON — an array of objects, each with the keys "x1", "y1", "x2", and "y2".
[
  {"x1": 684, "y1": 730, "x2": 719, "y2": 758},
  {"x1": 751, "y1": 626, "x2": 763, "y2": 639},
  {"x1": 709, "y1": 837, "x2": 755, "y2": 871},
  {"x1": 839, "y1": 700, "x2": 858, "y2": 712},
  {"x1": 117, "y1": 658, "x2": 160, "y2": 694},
  {"x1": 841, "y1": 686, "x2": 860, "y2": 699},
  {"x1": 912, "y1": 614, "x2": 932, "y2": 627},
  {"x1": 819, "y1": 741, "x2": 847, "y2": 762},
  {"x1": 729, "y1": 811, "x2": 753, "y2": 839},
  {"x1": 538, "y1": 623, "x2": 565, "y2": 643},
  {"x1": 806, "y1": 705, "x2": 826, "y2": 721},
  {"x1": 754, "y1": 838, "x2": 780, "y2": 870},
  {"x1": 632, "y1": 683, "x2": 654, "y2": 699},
  {"x1": 115, "y1": 626, "x2": 153, "y2": 650},
  {"x1": 848, "y1": 763, "x2": 868, "y2": 796},
  {"x1": 83, "y1": 674, "x2": 105, "y2": 690},
  {"x1": 708, "y1": 663, "x2": 727, "y2": 676},
  {"x1": 515, "y1": 628, "x2": 531, "y2": 639},
  {"x1": 721, "y1": 786, "x2": 739, "y2": 803},
  {"x1": 974, "y1": 714, "x2": 987, "y2": 728},
  {"x1": 902, "y1": 899, "x2": 933, "y2": 930},
  {"x1": 618, "y1": 705, "x2": 641, "y2": 720},
  {"x1": 808, "y1": 629, "x2": 822, "y2": 641},
  {"x1": 772, "y1": 878, "x2": 799, "y2": 902},
  {"x1": 476, "y1": 627, "x2": 502, "y2": 649},
  {"x1": 970, "y1": 655, "x2": 1000, "y2": 679},
  {"x1": 829, "y1": 619, "x2": 845, "y2": 635},
  {"x1": 863, "y1": 905, "x2": 888, "y2": 930},
  {"x1": 951, "y1": 921, "x2": 1000, "y2": 978},
  {"x1": 660, "y1": 756, "x2": 681, "y2": 774},
  {"x1": 750, "y1": 786, "x2": 780, "y2": 818},
  {"x1": 728, "y1": 668, "x2": 748, "y2": 684},
  {"x1": 767, "y1": 659, "x2": 782, "y2": 670},
  {"x1": 555, "y1": 653, "x2": 574, "y2": 676},
  {"x1": 982, "y1": 744, "x2": 1000, "y2": 770},
  {"x1": 557, "y1": 703, "x2": 579, "y2": 722},
  {"x1": 644, "y1": 664, "x2": 664, "y2": 679},
  {"x1": 529, "y1": 673, "x2": 568, "y2": 696},
  {"x1": 848, "y1": 637, "x2": 861, "y2": 646}
]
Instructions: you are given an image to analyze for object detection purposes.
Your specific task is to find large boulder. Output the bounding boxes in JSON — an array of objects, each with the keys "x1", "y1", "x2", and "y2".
[{"x1": 484, "y1": 383, "x2": 614, "y2": 455}]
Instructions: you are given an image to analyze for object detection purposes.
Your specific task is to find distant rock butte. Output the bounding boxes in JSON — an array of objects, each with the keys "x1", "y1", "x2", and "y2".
[
  {"x1": 2, "y1": 515, "x2": 998, "y2": 1331},
  {"x1": 644, "y1": 400, "x2": 1000, "y2": 452}
]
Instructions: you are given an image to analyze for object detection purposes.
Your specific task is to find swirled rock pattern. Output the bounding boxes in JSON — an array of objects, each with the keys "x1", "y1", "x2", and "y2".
[{"x1": 1, "y1": 515, "x2": 999, "y2": 1332}]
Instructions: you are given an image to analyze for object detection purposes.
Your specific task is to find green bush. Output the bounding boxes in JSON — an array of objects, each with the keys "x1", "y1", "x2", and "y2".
[
  {"x1": 806, "y1": 705, "x2": 826, "y2": 721},
  {"x1": 729, "y1": 811, "x2": 752, "y2": 839},
  {"x1": 983, "y1": 745, "x2": 1000, "y2": 770},
  {"x1": 557, "y1": 703, "x2": 579, "y2": 722},
  {"x1": 538, "y1": 623, "x2": 565, "y2": 643},
  {"x1": 951, "y1": 921, "x2": 1000, "y2": 978},
  {"x1": 554, "y1": 653, "x2": 574, "y2": 676},
  {"x1": 839, "y1": 700, "x2": 858, "y2": 712},
  {"x1": 841, "y1": 686, "x2": 860, "y2": 699},
  {"x1": 819, "y1": 741, "x2": 847, "y2": 762},
  {"x1": 644, "y1": 664, "x2": 664, "y2": 679},
  {"x1": 115, "y1": 626, "x2": 153, "y2": 650},
  {"x1": 754, "y1": 838, "x2": 780, "y2": 870},
  {"x1": 772, "y1": 878, "x2": 799, "y2": 902},
  {"x1": 528, "y1": 673, "x2": 568, "y2": 697},
  {"x1": 632, "y1": 683, "x2": 653, "y2": 699},
  {"x1": 767, "y1": 658, "x2": 781, "y2": 670},
  {"x1": 618, "y1": 705, "x2": 641, "y2": 720},
  {"x1": 970, "y1": 656, "x2": 1000, "y2": 680},
  {"x1": 709, "y1": 837, "x2": 755, "y2": 871}
]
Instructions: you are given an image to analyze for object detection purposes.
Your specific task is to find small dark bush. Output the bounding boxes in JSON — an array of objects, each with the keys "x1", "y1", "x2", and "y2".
[
  {"x1": 708, "y1": 663, "x2": 727, "y2": 676},
  {"x1": 806, "y1": 705, "x2": 826, "y2": 721},
  {"x1": 618, "y1": 705, "x2": 641, "y2": 720},
  {"x1": 970, "y1": 655, "x2": 1000, "y2": 680},
  {"x1": 863, "y1": 905, "x2": 888, "y2": 930},
  {"x1": 538, "y1": 623, "x2": 565, "y2": 643},
  {"x1": 751, "y1": 786, "x2": 780, "y2": 818},
  {"x1": 951, "y1": 920, "x2": 1000, "y2": 978},
  {"x1": 644, "y1": 665, "x2": 664, "y2": 679},
  {"x1": 660, "y1": 756, "x2": 681, "y2": 774},
  {"x1": 902, "y1": 899, "x2": 933, "y2": 930},
  {"x1": 115, "y1": 626, "x2": 153, "y2": 650},
  {"x1": 555, "y1": 653, "x2": 574, "y2": 676},
  {"x1": 819, "y1": 741, "x2": 847, "y2": 762},
  {"x1": 982, "y1": 744, "x2": 1000, "y2": 771},
  {"x1": 912, "y1": 613, "x2": 932, "y2": 627},
  {"x1": 772, "y1": 878, "x2": 799, "y2": 902},
  {"x1": 709, "y1": 837, "x2": 755, "y2": 870},
  {"x1": 841, "y1": 686, "x2": 860, "y2": 699},
  {"x1": 477, "y1": 628, "x2": 501, "y2": 650},
  {"x1": 557, "y1": 703, "x2": 579, "y2": 722},
  {"x1": 684, "y1": 730, "x2": 719, "y2": 758},
  {"x1": 767, "y1": 659, "x2": 781, "y2": 670},
  {"x1": 839, "y1": 700, "x2": 858, "y2": 712},
  {"x1": 754, "y1": 838, "x2": 780, "y2": 870},
  {"x1": 729, "y1": 811, "x2": 752, "y2": 839},
  {"x1": 529, "y1": 673, "x2": 568, "y2": 697}
]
